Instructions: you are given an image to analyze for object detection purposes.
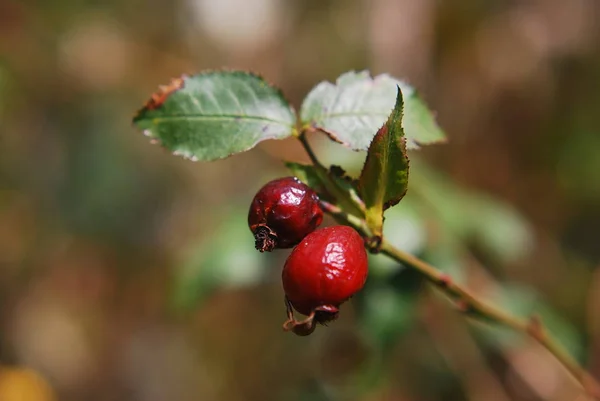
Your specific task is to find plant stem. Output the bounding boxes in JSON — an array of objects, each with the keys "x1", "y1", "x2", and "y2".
[
  {"x1": 322, "y1": 209, "x2": 599, "y2": 399},
  {"x1": 378, "y1": 241, "x2": 599, "y2": 397},
  {"x1": 296, "y1": 134, "x2": 600, "y2": 398},
  {"x1": 298, "y1": 131, "x2": 322, "y2": 167},
  {"x1": 298, "y1": 131, "x2": 366, "y2": 218}
]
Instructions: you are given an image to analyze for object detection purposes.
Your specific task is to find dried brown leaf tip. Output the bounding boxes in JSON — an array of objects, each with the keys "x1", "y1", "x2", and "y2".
[{"x1": 144, "y1": 76, "x2": 185, "y2": 110}]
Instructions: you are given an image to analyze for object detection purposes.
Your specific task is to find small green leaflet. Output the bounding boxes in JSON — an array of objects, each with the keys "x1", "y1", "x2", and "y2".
[
  {"x1": 300, "y1": 70, "x2": 445, "y2": 151},
  {"x1": 284, "y1": 162, "x2": 323, "y2": 192},
  {"x1": 359, "y1": 87, "x2": 410, "y2": 238},
  {"x1": 133, "y1": 71, "x2": 296, "y2": 161},
  {"x1": 285, "y1": 161, "x2": 365, "y2": 218}
]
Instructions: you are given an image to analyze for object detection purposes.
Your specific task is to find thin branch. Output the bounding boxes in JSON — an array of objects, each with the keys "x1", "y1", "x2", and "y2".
[
  {"x1": 297, "y1": 131, "x2": 322, "y2": 168},
  {"x1": 378, "y1": 241, "x2": 600, "y2": 397},
  {"x1": 298, "y1": 131, "x2": 367, "y2": 219},
  {"x1": 296, "y1": 134, "x2": 600, "y2": 399},
  {"x1": 318, "y1": 200, "x2": 370, "y2": 237}
]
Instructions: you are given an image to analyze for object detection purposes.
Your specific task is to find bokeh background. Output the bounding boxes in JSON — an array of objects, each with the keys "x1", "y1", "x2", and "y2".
[{"x1": 2, "y1": 0, "x2": 600, "y2": 400}]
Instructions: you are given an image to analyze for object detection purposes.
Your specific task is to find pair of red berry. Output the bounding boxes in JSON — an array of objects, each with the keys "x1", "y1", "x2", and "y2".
[{"x1": 248, "y1": 177, "x2": 368, "y2": 335}]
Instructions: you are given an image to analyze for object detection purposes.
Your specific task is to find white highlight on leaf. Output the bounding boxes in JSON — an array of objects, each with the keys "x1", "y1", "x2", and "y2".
[{"x1": 172, "y1": 149, "x2": 199, "y2": 162}]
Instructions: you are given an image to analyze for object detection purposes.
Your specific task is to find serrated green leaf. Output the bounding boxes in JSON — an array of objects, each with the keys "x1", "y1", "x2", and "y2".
[
  {"x1": 285, "y1": 161, "x2": 365, "y2": 217},
  {"x1": 359, "y1": 88, "x2": 409, "y2": 237},
  {"x1": 133, "y1": 71, "x2": 296, "y2": 161},
  {"x1": 284, "y1": 162, "x2": 323, "y2": 192},
  {"x1": 300, "y1": 70, "x2": 446, "y2": 151},
  {"x1": 402, "y1": 90, "x2": 446, "y2": 147}
]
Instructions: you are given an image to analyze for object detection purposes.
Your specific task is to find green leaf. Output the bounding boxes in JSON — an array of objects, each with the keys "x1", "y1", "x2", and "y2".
[
  {"x1": 284, "y1": 162, "x2": 323, "y2": 192},
  {"x1": 300, "y1": 70, "x2": 446, "y2": 151},
  {"x1": 402, "y1": 90, "x2": 447, "y2": 148},
  {"x1": 133, "y1": 71, "x2": 296, "y2": 161},
  {"x1": 285, "y1": 161, "x2": 365, "y2": 217},
  {"x1": 358, "y1": 88, "x2": 409, "y2": 237}
]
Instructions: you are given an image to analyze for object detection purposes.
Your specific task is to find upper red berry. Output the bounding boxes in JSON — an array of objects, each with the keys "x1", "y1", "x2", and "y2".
[
  {"x1": 248, "y1": 177, "x2": 323, "y2": 252},
  {"x1": 282, "y1": 225, "x2": 368, "y2": 326}
]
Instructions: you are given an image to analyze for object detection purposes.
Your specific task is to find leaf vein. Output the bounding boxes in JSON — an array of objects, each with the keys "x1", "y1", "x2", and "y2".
[
  {"x1": 203, "y1": 88, "x2": 223, "y2": 113},
  {"x1": 226, "y1": 85, "x2": 246, "y2": 116},
  {"x1": 139, "y1": 114, "x2": 293, "y2": 127},
  {"x1": 186, "y1": 91, "x2": 204, "y2": 113},
  {"x1": 240, "y1": 80, "x2": 262, "y2": 112}
]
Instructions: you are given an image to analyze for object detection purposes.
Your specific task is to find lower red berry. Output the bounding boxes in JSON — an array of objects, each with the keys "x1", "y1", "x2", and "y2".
[
  {"x1": 282, "y1": 225, "x2": 368, "y2": 331},
  {"x1": 248, "y1": 177, "x2": 323, "y2": 252}
]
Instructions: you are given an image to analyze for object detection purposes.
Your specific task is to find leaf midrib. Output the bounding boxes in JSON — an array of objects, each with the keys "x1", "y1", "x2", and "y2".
[
  {"x1": 135, "y1": 114, "x2": 294, "y2": 127},
  {"x1": 379, "y1": 121, "x2": 392, "y2": 206}
]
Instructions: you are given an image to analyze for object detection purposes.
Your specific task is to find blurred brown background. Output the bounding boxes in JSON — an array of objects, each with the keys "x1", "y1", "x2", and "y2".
[{"x1": 1, "y1": 0, "x2": 600, "y2": 400}]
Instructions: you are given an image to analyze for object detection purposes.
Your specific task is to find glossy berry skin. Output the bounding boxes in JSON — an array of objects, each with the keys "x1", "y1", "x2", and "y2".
[
  {"x1": 248, "y1": 177, "x2": 323, "y2": 252},
  {"x1": 282, "y1": 225, "x2": 368, "y2": 323}
]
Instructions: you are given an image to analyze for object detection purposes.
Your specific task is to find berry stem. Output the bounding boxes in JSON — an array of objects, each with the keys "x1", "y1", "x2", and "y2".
[
  {"x1": 297, "y1": 130, "x2": 321, "y2": 167},
  {"x1": 318, "y1": 200, "x2": 372, "y2": 237},
  {"x1": 298, "y1": 130, "x2": 366, "y2": 218},
  {"x1": 283, "y1": 297, "x2": 317, "y2": 336},
  {"x1": 297, "y1": 132, "x2": 600, "y2": 399}
]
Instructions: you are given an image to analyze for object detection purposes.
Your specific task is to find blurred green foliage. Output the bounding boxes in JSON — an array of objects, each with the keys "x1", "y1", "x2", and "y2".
[
  {"x1": 1, "y1": 1, "x2": 600, "y2": 400},
  {"x1": 173, "y1": 207, "x2": 267, "y2": 310}
]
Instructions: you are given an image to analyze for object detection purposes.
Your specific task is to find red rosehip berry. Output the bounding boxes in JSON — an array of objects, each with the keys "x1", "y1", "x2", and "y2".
[
  {"x1": 282, "y1": 225, "x2": 368, "y2": 335},
  {"x1": 248, "y1": 177, "x2": 323, "y2": 252}
]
